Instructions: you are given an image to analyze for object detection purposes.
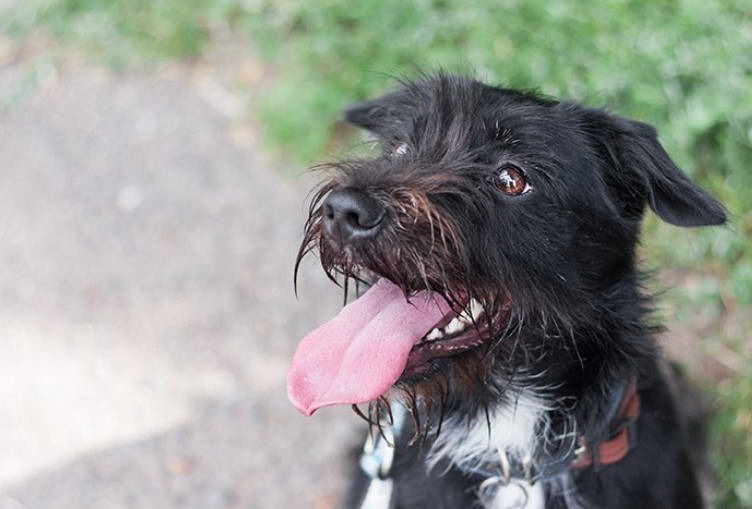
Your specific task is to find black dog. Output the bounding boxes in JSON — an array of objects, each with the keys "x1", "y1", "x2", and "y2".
[{"x1": 288, "y1": 73, "x2": 725, "y2": 509}]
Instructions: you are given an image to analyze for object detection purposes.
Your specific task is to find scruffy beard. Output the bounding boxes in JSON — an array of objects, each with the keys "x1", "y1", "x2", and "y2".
[{"x1": 298, "y1": 267, "x2": 518, "y2": 446}]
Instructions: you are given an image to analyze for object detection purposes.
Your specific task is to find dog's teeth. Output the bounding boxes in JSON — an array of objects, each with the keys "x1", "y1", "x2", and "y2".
[
  {"x1": 444, "y1": 316, "x2": 465, "y2": 334},
  {"x1": 460, "y1": 299, "x2": 484, "y2": 321},
  {"x1": 469, "y1": 299, "x2": 483, "y2": 318},
  {"x1": 426, "y1": 328, "x2": 443, "y2": 340}
]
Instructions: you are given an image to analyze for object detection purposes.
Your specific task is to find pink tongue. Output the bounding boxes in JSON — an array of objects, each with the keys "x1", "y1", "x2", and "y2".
[{"x1": 288, "y1": 279, "x2": 451, "y2": 416}]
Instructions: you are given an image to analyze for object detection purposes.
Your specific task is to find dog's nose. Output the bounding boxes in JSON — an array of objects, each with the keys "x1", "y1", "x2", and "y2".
[{"x1": 323, "y1": 188, "x2": 385, "y2": 244}]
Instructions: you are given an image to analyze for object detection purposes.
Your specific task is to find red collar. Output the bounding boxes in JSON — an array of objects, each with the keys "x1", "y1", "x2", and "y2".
[{"x1": 574, "y1": 378, "x2": 641, "y2": 468}]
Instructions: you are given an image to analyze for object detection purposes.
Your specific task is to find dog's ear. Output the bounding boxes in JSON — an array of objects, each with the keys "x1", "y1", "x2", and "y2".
[
  {"x1": 587, "y1": 110, "x2": 727, "y2": 227},
  {"x1": 344, "y1": 90, "x2": 409, "y2": 138}
]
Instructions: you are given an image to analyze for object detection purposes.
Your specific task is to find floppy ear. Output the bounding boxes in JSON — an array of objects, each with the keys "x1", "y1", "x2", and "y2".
[
  {"x1": 344, "y1": 90, "x2": 409, "y2": 138},
  {"x1": 587, "y1": 110, "x2": 726, "y2": 227}
]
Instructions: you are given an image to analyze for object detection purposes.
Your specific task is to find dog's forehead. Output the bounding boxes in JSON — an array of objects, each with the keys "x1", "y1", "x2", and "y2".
[{"x1": 397, "y1": 77, "x2": 566, "y2": 150}]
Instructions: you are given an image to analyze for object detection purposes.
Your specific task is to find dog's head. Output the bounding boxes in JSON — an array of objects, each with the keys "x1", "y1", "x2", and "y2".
[{"x1": 288, "y1": 73, "x2": 725, "y2": 426}]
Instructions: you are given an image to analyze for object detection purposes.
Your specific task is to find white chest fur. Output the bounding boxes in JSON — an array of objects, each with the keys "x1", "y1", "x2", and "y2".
[{"x1": 428, "y1": 391, "x2": 550, "y2": 509}]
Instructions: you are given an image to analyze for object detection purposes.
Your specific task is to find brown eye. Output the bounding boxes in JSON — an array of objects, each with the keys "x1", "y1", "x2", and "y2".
[{"x1": 495, "y1": 166, "x2": 530, "y2": 196}]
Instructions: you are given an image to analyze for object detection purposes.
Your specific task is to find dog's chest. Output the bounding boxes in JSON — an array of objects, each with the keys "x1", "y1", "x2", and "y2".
[{"x1": 428, "y1": 392, "x2": 549, "y2": 509}]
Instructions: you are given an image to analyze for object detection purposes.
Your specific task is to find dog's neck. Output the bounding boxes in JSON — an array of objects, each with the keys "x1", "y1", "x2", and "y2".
[{"x1": 420, "y1": 283, "x2": 653, "y2": 508}]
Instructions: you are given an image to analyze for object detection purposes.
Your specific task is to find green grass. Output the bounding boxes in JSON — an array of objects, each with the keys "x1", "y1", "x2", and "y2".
[{"x1": 2, "y1": 1, "x2": 750, "y2": 505}]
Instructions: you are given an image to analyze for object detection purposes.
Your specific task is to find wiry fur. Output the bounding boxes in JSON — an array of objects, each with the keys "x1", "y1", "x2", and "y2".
[{"x1": 295, "y1": 72, "x2": 726, "y2": 509}]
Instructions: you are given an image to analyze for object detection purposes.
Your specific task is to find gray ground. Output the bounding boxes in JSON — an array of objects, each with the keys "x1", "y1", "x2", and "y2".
[{"x1": 0, "y1": 48, "x2": 360, "y2": 508}]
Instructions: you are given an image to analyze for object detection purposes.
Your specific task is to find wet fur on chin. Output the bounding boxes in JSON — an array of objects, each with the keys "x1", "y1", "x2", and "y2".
[{"x1": 299, "y1": 72, "x2": 725, "y2": 509}]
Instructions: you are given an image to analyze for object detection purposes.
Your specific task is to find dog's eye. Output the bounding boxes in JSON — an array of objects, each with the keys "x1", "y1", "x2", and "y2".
[{"x1": 495, "y1": 166, "x2": 531, "y2": 196}]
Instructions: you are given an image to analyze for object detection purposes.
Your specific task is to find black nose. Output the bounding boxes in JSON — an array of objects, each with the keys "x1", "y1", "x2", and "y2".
[{"x1": 322, "y1": 188, "x2": 385, "y2": 244}]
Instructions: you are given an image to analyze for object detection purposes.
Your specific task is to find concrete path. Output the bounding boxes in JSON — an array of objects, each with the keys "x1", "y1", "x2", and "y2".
[{"x1": 0, "y1": 51, "x2": 359, "y2": 509}]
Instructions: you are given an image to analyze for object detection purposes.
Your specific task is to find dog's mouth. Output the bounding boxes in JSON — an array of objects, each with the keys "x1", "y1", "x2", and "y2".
[
  {"x1": 405, "y1": 297, "x2": 488, "y2": 373},
  {"x1": 288, "y1": 278, "x2": 505, "y2": 416}
]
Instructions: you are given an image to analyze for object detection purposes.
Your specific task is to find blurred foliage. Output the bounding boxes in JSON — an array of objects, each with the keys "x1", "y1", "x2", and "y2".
[
  {"x1": 1, "y1": 0, "x2": 213, "y2": 65},
  {"x1": 714, "y1": 371, "x2": 752, "y2": 509},
  {"x1": 2, "y1": 0, "x2": 750, "y2": 506}
]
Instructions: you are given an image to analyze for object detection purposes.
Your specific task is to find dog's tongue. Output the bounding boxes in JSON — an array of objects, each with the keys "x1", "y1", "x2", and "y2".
[{"x1": 288, "y1": 279, "x2": 451, "y2": 416}]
